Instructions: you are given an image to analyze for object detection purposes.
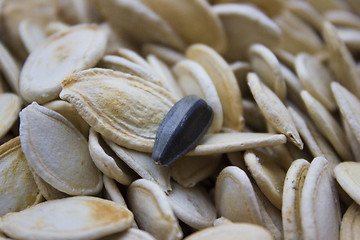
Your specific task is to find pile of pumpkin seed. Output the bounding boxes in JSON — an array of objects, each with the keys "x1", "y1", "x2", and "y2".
[{"x1": 1, "y1": 0, "x2": 360, "y2": 239}]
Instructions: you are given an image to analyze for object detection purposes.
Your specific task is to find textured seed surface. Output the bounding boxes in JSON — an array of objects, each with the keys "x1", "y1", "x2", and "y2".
[
  {"x1": 152, "y1": 95, "x2": 213, "y2": 166},
  {"x1": 247, "y1": 72, "x2": 303, "y2": 149},
  {"x1": 60, "y1": 68, "x2": 176, "y2": 152},
  {"x1": 300, "y1": 157, "x2": 341, "y2": 240},
  {"x1": 2, "y1": 1, "x2": 360, "y2": 239},
  {"x1": 19, "y1": 102, "x2": 103, "y2": 195},
  {"x1": 0, "y1": 196, "x2": 134, "y2": 240}
]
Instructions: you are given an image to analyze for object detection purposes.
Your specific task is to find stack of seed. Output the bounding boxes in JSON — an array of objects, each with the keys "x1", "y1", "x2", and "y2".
[{"x1": 1, "y1": 0, "x2": 360, "y2": 239}]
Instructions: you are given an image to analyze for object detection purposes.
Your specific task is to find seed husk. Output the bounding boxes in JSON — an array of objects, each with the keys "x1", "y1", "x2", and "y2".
[
  {"x1": 88, "y1": 128, "x2": 137, "y2": 186},
  {"x1": 301, "y1": 90, "x2": 353, "y2": 161},
  {"x1": 248, "y1": 43, "x2": 287, "y2": 102},
  {"x1": 331, "y1": 82, "x2": 360, "y2": 145},
  {"x1": 94, "y1": 0, "x2": 186, "y2": 51},
  {"x1": 105, "y1": 138, "x2": 171, "y2": 193},
  {"x1": 0, "y1": 93, "x2": 22, "y2": 139},
  {"x1": 215, "y1": 166, "x2": 263, "y2": 225},
  {"x1": 0, "y1": 137, "x2": 41, "y2": 217},
  {"x1": 19, "y1": 24, "x2": 108, "y2": 104},
  {"x1": 340, "y1": 203, "x2": 360, "y2": 240},
  {"x1": 19, "y1": 102, "x2": 103, "y2": 195},
  {"x1": 300, "y1": 157, "x2": 341, "y2": 240},
  {"x1": 334, "y1": 162, "x2": 360, "y2": 205},
  {"x1": 127, "y1": 179, "x2": 183, "y2": 240},
  {"x1": 213, "y1": 3, "x2": 281, "y2": 61},
  {"x1": 247, "y1": 72, "x2": 303, "y2": 149},
  {"x1": 244, "y1": 150, "x2": 286, "y2": 210},
  {"x1": 60, "y1": 68, "x2": 176, "y2": 152},
  {"x1": 295, "y1": 53, "x2": 337, "y2": 112},
  {"x1": 282, "y1": 159, "x2": 310, "y2": 240},
  {"x1": 140, "y1": 0, "x2": 227, "y2": 54},
  {"x1": 0, "y1": 196, "x2": 134, "y2": 240},
  {"x1": 168, "y1": 181, "x2": 216, "y2": 230},
  {"x1": 152, "y1": 95, "x2": 213, "y2": 166}
]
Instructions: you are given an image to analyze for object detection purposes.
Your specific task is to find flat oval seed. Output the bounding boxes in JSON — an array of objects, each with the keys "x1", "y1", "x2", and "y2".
[
  {"x1": 248, "y1": 43, "x2": 286, "y2": 102},
  {"x1": 0, "y1": 137, "x2": 41, "y2": 217},
  {"x1": 127, "y1": 179, "x2": 183, "y2": 240},
  {"x1": 168, "y1": 181, "x2": 216, "y2": 230},
  {"x1": 19, "y1": 102, "x2": 102, "y2": 195},
  {"x1": 215, "y1": 166, "x2": 263, "y2": 225},
  {"x1": 301, "y1": 90, "x2": 353, "y2": 161},
  {"x1": 295, "y1": 53, "x2": 337, "y2": 112},
  {"x1": 0, "y1": 196, "x2": 134, "y2": 240},
  {"x1": 88, "y1": 128, "x2": 137, "y2": 186},
  {"x1": 300, "y1": 157, "x2": 341, "y2": 240},
  {"x1": 60, "y1": 68, "x2": 176, "y2": 152},
  {"x1": 244, "y1": 150, "x2": 286, "y2": 210},
  {"x1": 331, "y1": 82, "x2": 360, "y2": 145},
  {"x1": 105, "y1": 139, "x2": 171, "y2": 193},
  {"x1": 334, "y1": 162, "x2": 360, "y2": 205},
  {"x1": 323, "y1": 21, "x2": 360, "y2": 98},
  {"x1": 340, "y1": 203, "x2": 360, "y2": 240},
  {"x1": 152, "y1": 95, "x2": 213, "y2": 166},
  {"x1": 247, "y1": 72, "x2": 303, "y2": 149},
  {"x1": 19, "y1": 24, "x2": 108, "y2": 104}
]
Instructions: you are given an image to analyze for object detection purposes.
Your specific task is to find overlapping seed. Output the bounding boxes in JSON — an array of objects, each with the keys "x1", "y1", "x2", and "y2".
[
  {"x1": 0, "y1": 137, "x2": 41, "y2": 217},
  {"x1": 0, "y1": 196, "x2": 134, "y2": 240},
  {"x1": 127, "y1": 179, "x2": 183, "y2": 240},
  {"x1": 1, "y1": 1, "x2": 360, "y2": 239},
  {"x1": 247, "y1": 72, "x2": 303, "y2": 149},
  {"x1": 300, "y1": 157, "x2": 341, "y2": 240},
  {"x1": 19, "y1": 102, "x2": 103, "y2": 195},
  {"x1": 19, "y1": 24, "x2": 108, "y2": 104}
]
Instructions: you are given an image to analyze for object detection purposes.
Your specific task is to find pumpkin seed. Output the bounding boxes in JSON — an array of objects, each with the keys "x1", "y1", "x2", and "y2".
[
  {"x1": 0, "y1": 137, "x2": 41, "y2": 217},
  {"x1": 300, "y1": 157, "x2": 341, "y2": 240},
  {"x1": 340, "y1": 203, "x2": 360, "y2": 240},
  {"x1": 152, "y1": 95, "x2": 213, "y2": 166},
  {"x1": 282, "y1": 159, "x2": 310, "y2": 240},
  {"x1": 19, "y1": 102, "x2": 103, "y2": 195},
  {"x1": 213, "y1": 3, "x2": 281, "y2": 61},
  {"x1": 19, "y1": 24, "x2": 108, "y2": 104},
  {"x1": 334, "y1": 162, "x2": 360, "y2": 205},
  {"x1": 0, "y1": 93, "x2": 22, "y2": 140},
  {"x1": 248, "y1": 43, "x2": 286, "y2": 102},
  {"x1": 168, "y1": 181, "x2": 216, "y2": 230},
  {"x1": 60, "y1": 68, "x2": 176, "y2": 152},
  {"x1": 215, "y1": 166, "x2": 263, "y2": 225},
  {"x1": 0, "y1": 196, "x2": 134, "y2": 240},
  {"x1": 247, "y1": 72, "x2": 303, "y2": 149},
  {"x1": 127, "y1": 179, "x2": 182, "y2": 240}
]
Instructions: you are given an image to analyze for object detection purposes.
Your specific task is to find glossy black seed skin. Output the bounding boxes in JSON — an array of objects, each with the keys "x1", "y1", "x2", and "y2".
[{"x1": 152, "y1": 95, "x2": 213, "y2": 166}]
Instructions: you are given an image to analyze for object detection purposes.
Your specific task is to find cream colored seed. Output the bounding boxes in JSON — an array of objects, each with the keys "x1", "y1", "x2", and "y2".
[
  {"x1": 2, "y1": 1, "x2": 360, "y2": 239},
  {"x1": 247, "y1": 72, "x2": 303, "y2": 149}
]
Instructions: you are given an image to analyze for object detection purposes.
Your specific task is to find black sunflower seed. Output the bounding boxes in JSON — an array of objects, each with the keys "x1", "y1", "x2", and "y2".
[{"x1": 152, "y1": 95, "x2": 213, "y2": 166}]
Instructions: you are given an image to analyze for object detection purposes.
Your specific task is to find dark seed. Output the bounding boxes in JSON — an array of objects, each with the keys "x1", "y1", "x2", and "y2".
[{"x1": 152, "y1": 95, "x2": 213, "y2": 166}]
